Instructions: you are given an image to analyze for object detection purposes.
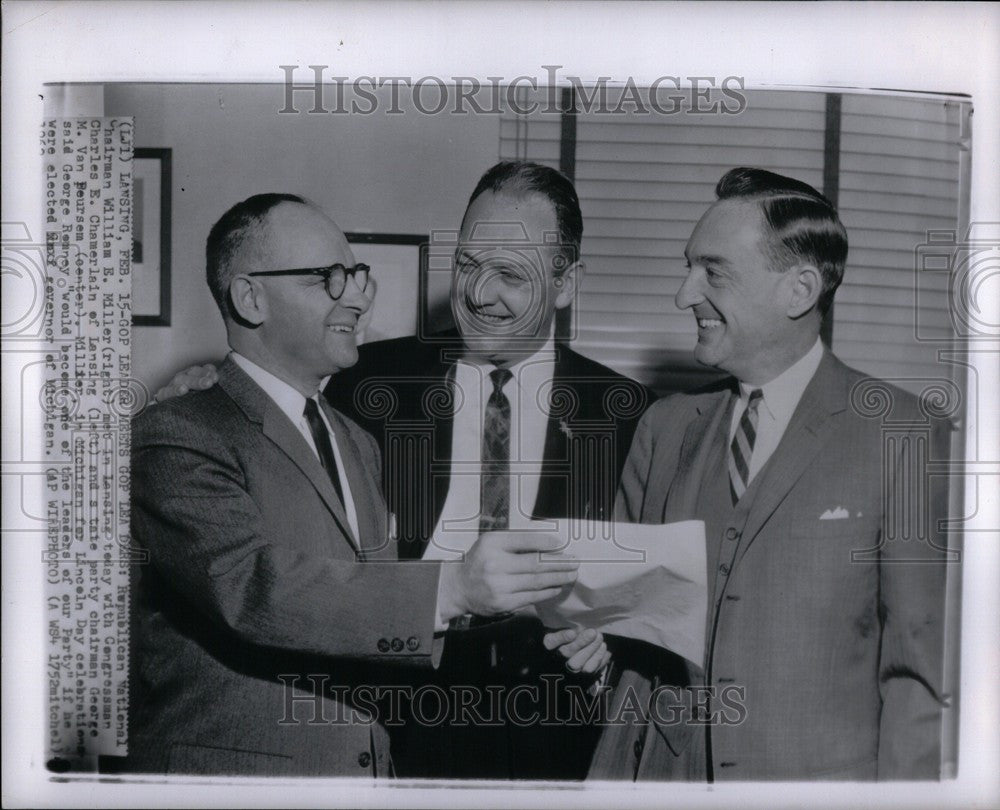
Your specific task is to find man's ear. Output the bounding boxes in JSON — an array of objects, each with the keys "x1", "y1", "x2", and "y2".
[
  {"x1": 229, "y1": 275, "x2": 267, "y2": 326},
  {"x1": 786, "y1": 264, "x2": 823, "y2": 318},
  {"x1": 554, "y1": 260, "x2": 584, "y2": 310}
]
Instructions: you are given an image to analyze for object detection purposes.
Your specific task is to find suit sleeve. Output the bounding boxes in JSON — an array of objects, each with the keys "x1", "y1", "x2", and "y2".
[
  {"x1": 132, "y1": 407, "x2": 443, "y2": 667},
  {"x1": 876, "y1": 418, "x2": 952, "y2": 778}
]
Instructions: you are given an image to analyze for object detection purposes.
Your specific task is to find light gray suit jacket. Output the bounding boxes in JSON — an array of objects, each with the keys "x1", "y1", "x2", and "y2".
[
  {"x1": 590, "y1": 351, "x2": 951, "y2": 781},
  {"x1": 128, "y1": 358, "x2": 443, "y2": 776}
]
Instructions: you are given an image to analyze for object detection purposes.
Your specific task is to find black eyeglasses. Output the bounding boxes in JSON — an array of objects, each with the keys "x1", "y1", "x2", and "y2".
[{"x1": 247, "y1": 263, "x2": 370, "y2": 300}]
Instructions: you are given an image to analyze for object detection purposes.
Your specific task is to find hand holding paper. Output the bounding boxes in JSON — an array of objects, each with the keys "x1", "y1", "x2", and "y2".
[
  {"x1": 435, "y1": 530, "x2": 580, "y2": 621},
  {"x1": 428, "y1": 519, "x2": 707, "y2": 665},
  {"x1": 533, "y1": 520, "x2": 707, "y2": 666}
]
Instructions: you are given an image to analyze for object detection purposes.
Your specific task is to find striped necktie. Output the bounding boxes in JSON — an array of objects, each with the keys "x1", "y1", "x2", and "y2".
[{"x1": 729, "y1": 388, "x2": 763, "y2": 505}]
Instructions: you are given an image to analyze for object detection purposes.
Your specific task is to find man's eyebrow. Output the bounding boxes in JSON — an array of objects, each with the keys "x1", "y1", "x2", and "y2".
[
  {"x1": 455, "y1": 249, "x2": 481, "y2": 266},
  {"x1": 686, "y1": 252, "x2": 730, "y2": 268}
]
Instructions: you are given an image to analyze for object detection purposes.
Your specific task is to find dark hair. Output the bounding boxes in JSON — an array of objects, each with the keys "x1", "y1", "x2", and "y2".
[
  {"x1": 205, "y1": 192, "x2": 306, "y2": 320},
  {"x1": 465, "y1": 161, "x2": 583, "y2": 267},
  {"x1": 715, "y1": 167, "x2": 848, "y2": 314}
]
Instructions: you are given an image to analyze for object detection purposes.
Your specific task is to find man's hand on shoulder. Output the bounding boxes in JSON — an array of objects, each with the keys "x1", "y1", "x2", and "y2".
[{"x1": 155, "y1": 363, "x2": 220, "y2": 402}]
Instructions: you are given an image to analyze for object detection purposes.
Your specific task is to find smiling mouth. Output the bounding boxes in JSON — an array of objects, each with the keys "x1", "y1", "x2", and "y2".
[
  {"x1": 327, "y1": 323, "x2": 356, "y2": 333},
  {"x1": 697, "y1": 317, "x2": 724, "y2": 330},
  {"x1": 473, "y1": 312, "x2": 513, "y2": 325}
]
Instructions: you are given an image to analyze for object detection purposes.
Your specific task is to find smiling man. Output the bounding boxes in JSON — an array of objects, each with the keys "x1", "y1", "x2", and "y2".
[
  {"x1": 331, "y1": 162, "x2": 653, "y2": 780},
  {"x1": 152, "y1": 167, "x2": 653, "y2": 780},
  {"x1": 590, "y1": 168, "x2": 951, "y2": 781},
  {"x1": 128, "y1": 193, "x2": 579, "y2": 776}
]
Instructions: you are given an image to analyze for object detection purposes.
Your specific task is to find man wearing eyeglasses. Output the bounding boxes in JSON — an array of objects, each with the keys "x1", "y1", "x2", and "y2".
[
  {"x1": 155, "y1": 166, "x2": 653, "y2": 780},
  {"x1": 127, "y1": 193, "x2": 580, "y2": 776}
]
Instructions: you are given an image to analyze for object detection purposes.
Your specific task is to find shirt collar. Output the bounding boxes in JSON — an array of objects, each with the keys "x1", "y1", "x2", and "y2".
[
  {"x1": 231, "y1": 351, "x2": 326, "y2": 424},
  {"x1": 456, "y1": 335, "x2": 557, "y2": 394},
  {"x1": 496, "y1": 335, "x2": 557, "y2": 385},
  {"x1": 738, "y1": 337, "x2": 824, "y2": 423}
]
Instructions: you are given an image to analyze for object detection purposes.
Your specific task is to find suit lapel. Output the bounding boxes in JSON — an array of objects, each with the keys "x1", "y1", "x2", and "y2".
[
  {"x1": 664, "y1": 389, "x2": 732, "y2": 524},
  {"x1": 321, "y1": 399, "x2": 387, "y2": 557},
  {"x1": 261, "y1": 400, "x2": 358, "y2": 550},
  {"x1": 428, "y1": 363, "x2": 457, "y2": 535},
  {"x1": 217, "y1": 360, "x2": 358, "y2": 551},
  {"x1": 531, "y1": 350, "x2": 572, "y2": 520},
  {"x1": 736, "y1": 352, "x2": 848, "y2": 563}
]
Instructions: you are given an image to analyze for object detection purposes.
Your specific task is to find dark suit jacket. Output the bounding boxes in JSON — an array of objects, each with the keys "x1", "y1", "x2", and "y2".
[
  {"x1": 128, "y1": 358, "x2": 443, "y2": 776},
  {"x1": 326, "y1": 332, "x2": 655, "y2": 558},
  {"x1": 325, "y1": 332, "x2": 656, "y2": 779},
  {"x1": 590, "y1": 351, "x2": 952, "y2": 781}
]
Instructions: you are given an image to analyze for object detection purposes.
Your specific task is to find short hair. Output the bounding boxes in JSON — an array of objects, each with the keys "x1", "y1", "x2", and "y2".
[
  {"x1": 205, "y1": 192, "x2": 306, "y2": 320},
  {"x1": 465, "y1": 161, "x2": 583, "y2": 268},
  {"x1": 715, "y1": 167, "x2": 848, "y2": 314}
]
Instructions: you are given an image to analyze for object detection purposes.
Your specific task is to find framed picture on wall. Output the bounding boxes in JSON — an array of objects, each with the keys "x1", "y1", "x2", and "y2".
[
  {"x1": 345, "y1": 232, "x2": 441, "y2": 342},
  {"x1": 132, "y1": 147, "x2": 171, "y2": 326}
]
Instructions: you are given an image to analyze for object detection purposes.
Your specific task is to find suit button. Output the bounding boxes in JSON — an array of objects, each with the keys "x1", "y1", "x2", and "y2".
[
  {"x1": 725, "y1": 527, "x2": 739, "y2": 541},
  {"x1": 358, "y1": 751, "x2": 371, "y2": 768},
  {"x1": 719, "y1": 563, "x2": 730, "y2": 575},
  {"x1": 406, "y1": 636, "x2": 420, "y2": 651},
  {"x1": 391, "y1": 637, "x2": 404, "y2": 652},
  {"x1": 377, "y1": 638, "x2": 390, "y2": 652}
]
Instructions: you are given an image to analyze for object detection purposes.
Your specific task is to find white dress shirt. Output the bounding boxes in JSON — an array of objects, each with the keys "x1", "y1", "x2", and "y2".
[
  {"x1": 429, "y1": 339, "x2": 557, "y2": 548},
  {"x1": 727, "y1": 338, "x2": 825, "y2": 485},
  {"x1": 231, "y1": 352, "x2": 361, "y2": 543}
]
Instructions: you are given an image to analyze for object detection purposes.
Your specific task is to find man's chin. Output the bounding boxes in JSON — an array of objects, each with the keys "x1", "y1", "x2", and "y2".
[
  {"x1": 327, "y1": 346, "x2": 359, "y2": 373},
  {"x1": 692, "y1": 343, "x2": 723, "y2": 370},
  {"x1": 461, "y1": 335, "x2": 546, "y2": 366}
]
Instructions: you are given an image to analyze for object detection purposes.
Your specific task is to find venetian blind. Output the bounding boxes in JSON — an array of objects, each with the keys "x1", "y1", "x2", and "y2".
[{"x1": 833, "y1": 94, "x2": 966, "y2": 390}]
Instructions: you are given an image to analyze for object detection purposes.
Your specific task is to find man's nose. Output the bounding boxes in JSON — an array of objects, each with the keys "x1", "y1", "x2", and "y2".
[
  {"x1": 675, "y1": 268, "x2": 703, "y2": 310},
  {"x1": 465, "y1": 266, "x2": 501, "y2": 306},
  {"x1": 337, "y1": 273, "x2": 371, "y2": 313}
]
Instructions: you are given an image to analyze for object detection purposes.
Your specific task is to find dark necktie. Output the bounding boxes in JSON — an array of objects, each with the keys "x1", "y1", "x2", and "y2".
[
  {"x1": 303, "y1": 397, "x2": 345, "y2": 505},
  {"x1": 729, "y1": 388, "x2": 763, "y2": 505},
  {"x1": 479, "y1": 367, "x2": 513, "y2": 531}
]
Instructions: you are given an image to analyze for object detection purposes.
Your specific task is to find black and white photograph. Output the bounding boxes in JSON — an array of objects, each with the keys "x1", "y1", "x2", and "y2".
[{"x1": 2, "y1": 3, "x2": 998, "y2": 809}]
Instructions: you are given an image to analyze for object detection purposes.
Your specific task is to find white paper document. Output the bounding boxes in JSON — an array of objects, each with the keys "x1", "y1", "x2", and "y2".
[{"x1": 424, "y1": 520, "x2": 707, "y2": 665}]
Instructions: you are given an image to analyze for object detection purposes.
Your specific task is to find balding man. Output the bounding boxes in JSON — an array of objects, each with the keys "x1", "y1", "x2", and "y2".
[
  {"x1": 156, "y1": 165, "x2": 651, "y2": 780},
  {"x1": 128, "y1": 193, "x2": 578, "y2": 776}
]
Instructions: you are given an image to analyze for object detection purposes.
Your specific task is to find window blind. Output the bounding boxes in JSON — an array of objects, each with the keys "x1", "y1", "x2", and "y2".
[
  {"x1": 500, "y1": 88, "x2": 966, "y2": 395},
  {"x1": 834, "y1": 94, "x2": 965, "y2": 390}
]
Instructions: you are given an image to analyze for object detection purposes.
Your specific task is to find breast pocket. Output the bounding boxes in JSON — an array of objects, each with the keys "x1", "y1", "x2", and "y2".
[
  {"x1": 791, "y1": 515, "x2": 862, "y2": 540},
  {"x1": 795, "y1": 505, "x2": 886, "y2": 559}
]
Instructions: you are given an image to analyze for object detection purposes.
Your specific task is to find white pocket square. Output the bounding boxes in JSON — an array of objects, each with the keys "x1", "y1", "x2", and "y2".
[{"x1": 819, "y1": 506, "x2": 850, "y2": 520}]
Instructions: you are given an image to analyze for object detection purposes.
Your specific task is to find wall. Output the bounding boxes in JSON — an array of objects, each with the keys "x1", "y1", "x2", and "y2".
[{"x1": 103, "y1": 84, "x2": 502, "y2": 391}]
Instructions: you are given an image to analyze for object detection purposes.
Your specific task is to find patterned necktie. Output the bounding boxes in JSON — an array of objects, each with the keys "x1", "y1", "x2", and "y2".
[
  {"x1": 303, "y1": 397, "x2": 346, "y2": 505},
  {"x1": 729, "y1": 388, "x2": 763, "y2": 505},
  {"x1": 479, "y1": 367, "x2": 513, "y2": 531}
]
